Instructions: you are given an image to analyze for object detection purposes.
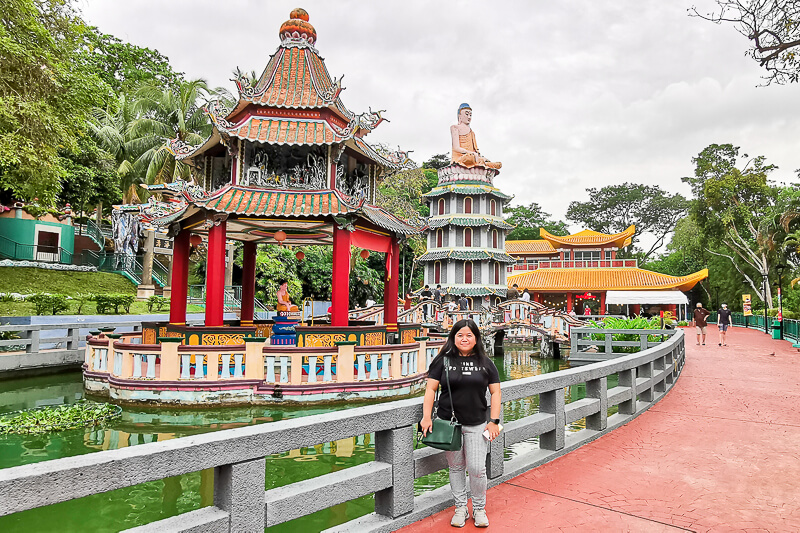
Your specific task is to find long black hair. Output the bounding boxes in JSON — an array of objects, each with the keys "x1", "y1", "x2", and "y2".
[{"x1": 431, "y1": 319, "x2": 488, "y2": 367}]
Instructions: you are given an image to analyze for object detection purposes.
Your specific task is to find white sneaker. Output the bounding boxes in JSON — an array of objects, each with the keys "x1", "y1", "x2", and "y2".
[
  {"x1": 451, "y1": 507, "x2": 469, "y2": 527},
  {"x1": 473, "y1": 509, "x2": 489, "y2": 527}
]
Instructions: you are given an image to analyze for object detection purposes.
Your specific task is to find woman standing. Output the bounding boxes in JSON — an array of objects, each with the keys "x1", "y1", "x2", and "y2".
[{"x1": 419, "y1": 319, "x2": 502, "y2": 528}]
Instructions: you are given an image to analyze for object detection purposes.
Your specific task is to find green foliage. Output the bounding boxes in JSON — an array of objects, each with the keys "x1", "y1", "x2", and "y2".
[
  {"x1": 677, "y1": 321, "x2": 689, "y2": 327},
  {"x1": 0, "y1": 267, "x2": 135, "y2": 296},
  {"x1": 93, "y1": 293, "x2": 134, "y2": 314},
  {"x1": 146, "y1": 295, "x2": 169, "y2": 312},
  {"x1": 504, "y1": 202, "x2": 569, "y2": 241},
  {"x1": 0, "y1": 400, "x2": 121, "y2": 435},
  {"x1": 295, "y1": 246, "x2": 333, "y2": 300},
  {"x1": 74, "y1": 293, "x2": 92, "y2": 314},
  {"x1": 566, "y1": 183, "x2": 688, "y2": 260},
  {"x1": 57, "y1": 134, "x2": 121, "y2": 217},
  {"x1": 80, "y1": 27, "x2": 181, "y2": 94},
  {"x1": 0, "y1": 293, "x2": 16, "y2": 302},
  {"x1": 587, "y1": 316, "x2": 663, "y2": 353},
  {"x1": 26, "y1": 293, "x2": 69, "y2": 315},
  {"x1": 422, "y1": 153, "x2": 450, "y2": 170},
  {"x1": 0, "y1": 0, "x2": 110, "y2": 203},
  {"x1": 350, "y1": 256, "x2": 385, "y2": 307},
  {"x1": 253, "y1": 245, "x2": 303, "y2": 307}
]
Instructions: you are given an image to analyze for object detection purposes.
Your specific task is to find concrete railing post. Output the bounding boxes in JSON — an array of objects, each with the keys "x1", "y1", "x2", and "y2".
[
  {"x1": 25, "y1": 328, "x2": 40, "y2": 354},
  {"x1": 374, "y1": 425, "x2": 414, "y2": 518},
  {"x1": 67, "y1": 328, "x2": 79, "y2": 351},
  {"x1": 159, "y1": 338, "x2": 182, "y2": 381},
  {"x1": 243, "y1": 338, "x2": 266, "y2": 380},
  {"x1": 640, "y1": 333, "x2": 649, "y2": 351},
  {"x1": 654, "y1": 355, "x2": 666, "y2": 393},
  {"x1": 290, "y1": 352, "x2": 303, "y2": 385},
  {"x1": 390, "y1": 347, "x2": 401, "y2": 379},
  {"x1": 604, "y1": 331, "x2": 612, "y2": 354},
  {"x1": 335, "y1": 342, "x2": 356, "y2": 382},
  {"x1": 618, "y1": 368, "x2": 636, "y2": 415},
  {"x1": 638, "y1": 361, "x2": 654, "y2": 403},
  {"x1": 586, "y1": 376, "x2": 608, "y2": 431},
  {"x1": 214, "y1": 457, "x2": 266, "y2": 532},
  {"x1": 540, "y1": 388, "x2": 565, "y2": 451}
]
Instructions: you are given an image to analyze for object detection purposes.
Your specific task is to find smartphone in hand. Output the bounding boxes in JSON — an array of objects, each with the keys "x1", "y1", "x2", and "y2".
[{"x1": 483, "y1": 424, "x2": 503, "y2": 441}]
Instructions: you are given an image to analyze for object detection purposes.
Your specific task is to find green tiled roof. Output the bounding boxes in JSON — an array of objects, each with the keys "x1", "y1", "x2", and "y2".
[
  {"x1": 422, "y1": 185, "x2": 513, "y2": 201},
  {"x1": 417, "y1": 250, "x2": 517, "y2": 263},
  {"x1": 427, "y1": 217, "x2": 514, "y2": 230}
]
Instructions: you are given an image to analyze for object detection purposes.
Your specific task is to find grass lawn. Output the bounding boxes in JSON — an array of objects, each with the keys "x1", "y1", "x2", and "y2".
[
  {"x1": 0, "y1": 267, "x2": 205, "y2": 317},
  {"x1": 0, "y1": 267, "x2": 136, "y2": 296}
]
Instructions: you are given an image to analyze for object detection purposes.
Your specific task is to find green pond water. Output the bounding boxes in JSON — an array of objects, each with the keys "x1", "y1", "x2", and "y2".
[{"x1": 0, "y1": 348, "x2": 615, "y2": 532}]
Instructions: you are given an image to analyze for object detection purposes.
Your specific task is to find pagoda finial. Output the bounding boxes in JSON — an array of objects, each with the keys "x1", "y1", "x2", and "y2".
[{"x1": 279, "y1": 8, "x2": 317, "y2": 45}]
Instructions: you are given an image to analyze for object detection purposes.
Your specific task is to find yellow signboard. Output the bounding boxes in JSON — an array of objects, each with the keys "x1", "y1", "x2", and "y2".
[{"x1": 742, "y1": 294, "x2": 752, "y2": 316}]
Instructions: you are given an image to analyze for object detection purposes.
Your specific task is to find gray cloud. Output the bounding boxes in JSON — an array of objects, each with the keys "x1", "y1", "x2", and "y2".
[{"x1": 79, "y1": 0, "x2": 799, "y2": 228}]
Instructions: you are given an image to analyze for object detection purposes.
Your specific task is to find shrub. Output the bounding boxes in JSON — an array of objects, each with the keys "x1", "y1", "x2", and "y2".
[
  {"x1": 146, "y1": 295, "x2": 169, "y2": 312},
  {"x1": 677, "y1": 320, "x2": 689, "y2": 327},
  {"x1": 93, "y1": 294, "x2": 113, "y2": 314},
  {"x1": 74, "y1": 293, "x2": 92, "y2": 314},
  {"x1": 26, "y1": 293, "x2": 69, "y2": 315},
  {"x1": 0, "y1": 293, "x2": 16, "y2": 302},
  {"x1": 587, "y1": 316, "x2": 664, "y2": 353}
]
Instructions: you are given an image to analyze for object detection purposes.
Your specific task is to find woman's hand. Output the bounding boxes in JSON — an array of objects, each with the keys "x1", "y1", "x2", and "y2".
[
  {"x1": 485, "y1": 422, "x2": 500, "y2": 441},
  {"x1": 419, "y1": 417, "x2": 433, "y2": 436}
]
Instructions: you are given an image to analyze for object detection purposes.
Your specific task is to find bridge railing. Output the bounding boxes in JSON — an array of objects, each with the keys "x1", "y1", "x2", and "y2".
[
  {"x1": 570, "y1": 327, "x2": 677, "y2": 354},
  {"x1": 0, "y1": 329, "x2": 685, "y2": 532}
]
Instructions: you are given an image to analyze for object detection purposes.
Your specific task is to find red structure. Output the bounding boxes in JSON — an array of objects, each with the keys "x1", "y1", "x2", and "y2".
[{"x1": 148, "y1": 8, "x2": 421, "y2": 341}]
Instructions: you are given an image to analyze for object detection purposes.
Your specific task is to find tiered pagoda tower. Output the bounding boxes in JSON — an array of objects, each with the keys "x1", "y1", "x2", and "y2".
[{"x1": 418, "y1": 106, "x2": 516, "y2": 308}]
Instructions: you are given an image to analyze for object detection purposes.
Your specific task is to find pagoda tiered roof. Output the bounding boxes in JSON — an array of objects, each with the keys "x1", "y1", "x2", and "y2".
[
  {"x1": 417, "y1": 249, "x2": 516, "y2": 264},
  {"x1": 423, "y1": 184, "x2": 513, "y2": 201},
  {"x1": 427, "y1": 217, "x2": 514, "y2": 230},
  {"x1": 540, "y1": 226, "x2": 635, "y2": 249},
  {"x1": 508, "y1": 267, "x2": 708, "y2": 293}
]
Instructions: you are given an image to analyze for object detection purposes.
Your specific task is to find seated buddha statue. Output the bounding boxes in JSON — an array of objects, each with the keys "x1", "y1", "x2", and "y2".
[{"x1": 450, "y1": 103, "x2": 502, "y2": 170}]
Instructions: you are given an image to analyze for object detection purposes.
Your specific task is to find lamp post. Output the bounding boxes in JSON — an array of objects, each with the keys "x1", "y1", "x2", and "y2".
[
  {"x1": 776, "y1": 264, "x2": 786, "y2": 339},
  {"x1": 761, "y1": 273, "x2": 769, "y2": 335}
]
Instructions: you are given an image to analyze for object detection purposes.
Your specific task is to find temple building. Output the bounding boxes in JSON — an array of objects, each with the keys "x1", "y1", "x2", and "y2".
[
  {"x1": 506, "y1": 226, "x2": 708, "y2": 317},
  {"x1": 417, "y1": 104, "x2": 516, "y2": 308}
]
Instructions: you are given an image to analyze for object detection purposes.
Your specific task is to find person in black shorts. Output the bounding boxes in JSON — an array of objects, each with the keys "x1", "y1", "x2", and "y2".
[
  {"x1": 717, "y1": 303, "x2": 732, "y2": 346},
  {"x1": 420, "y1": 319, "x2": 501, "y2": 528}
]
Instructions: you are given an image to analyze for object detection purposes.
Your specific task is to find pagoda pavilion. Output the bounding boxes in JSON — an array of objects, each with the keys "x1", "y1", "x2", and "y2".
[
  {"x1": 506, "y1": 226, "x2": 708, "y2": 318},
  {"x1": 143, "y1": 8, "x2": 421, "y2": 338}
]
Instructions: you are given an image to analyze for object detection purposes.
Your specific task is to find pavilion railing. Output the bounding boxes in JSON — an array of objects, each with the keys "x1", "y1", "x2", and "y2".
[{"x1": 0, "y1": 329, "x2": 686, "y2": 532}]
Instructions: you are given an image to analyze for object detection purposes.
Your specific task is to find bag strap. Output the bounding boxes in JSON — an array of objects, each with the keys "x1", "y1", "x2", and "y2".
[{"x1": 444, "y1": 356, "x2": 459, "y2": 424}]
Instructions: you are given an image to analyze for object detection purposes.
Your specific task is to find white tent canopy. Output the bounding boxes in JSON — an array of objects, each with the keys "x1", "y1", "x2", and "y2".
[{"x1": 605, "y1": 290, "x2": 688, "y2": 305}]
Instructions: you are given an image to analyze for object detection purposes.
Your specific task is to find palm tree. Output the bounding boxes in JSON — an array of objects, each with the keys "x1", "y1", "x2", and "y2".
[
  {"x1": 130, "y1": 78, "x2": 214, "y2": 186},
  {"x1": 89, "y1": 94, "x2": 148, "y2": 204}
]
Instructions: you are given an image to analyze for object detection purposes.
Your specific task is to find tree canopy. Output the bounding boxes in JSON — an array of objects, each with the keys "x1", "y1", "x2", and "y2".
[
  {"x1": 565, "y1": 183, "x2": 688, "y2": 261},
  {"x1": 691, "y1": 0, "x2": 800, "y2": 84},
  {"x1": 504, "y1": 203, "x2": 569, "y2": 241}
]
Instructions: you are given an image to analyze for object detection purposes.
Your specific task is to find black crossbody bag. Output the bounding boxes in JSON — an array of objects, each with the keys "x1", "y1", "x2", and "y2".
[{"x1": 418, "y1": 356, "x2": 463, "y2": 451}]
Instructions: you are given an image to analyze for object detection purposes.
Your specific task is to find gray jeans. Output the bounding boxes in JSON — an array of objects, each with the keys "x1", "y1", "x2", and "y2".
[{"x1": 445, "y1": 423, "x2": 488, "y2": 510}]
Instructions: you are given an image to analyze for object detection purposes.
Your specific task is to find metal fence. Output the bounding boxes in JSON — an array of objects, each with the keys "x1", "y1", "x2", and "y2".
[{"x1": 0, "y1": 329, "x2": 686, "y2": 532}]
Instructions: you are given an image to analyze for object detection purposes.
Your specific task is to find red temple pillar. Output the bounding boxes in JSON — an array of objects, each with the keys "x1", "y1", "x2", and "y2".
[
  {"x1": 384, "y1": 237, "x2": 400, "y2": 333},
  {"x1": 599, "y1": 292, "x2": 606, "y2": 315},
  {"x1": 331, "y1": 225, "x2": 351, "y2": 326},
  {"x1": 169, "y1": 229, "x2": 190, "y2": 325},
  {"x1": 240, "y1": 241, "x2": 257, "y2": 325},
  {"x1": 566, "y1": 293, "x2": 573, "y2": 313},
  {"x1": 205, "y1": 219, "x2": 227, "y2": 327},
  {"x1": 632, "y1": 304, "x2": 641, "y2": 316}
]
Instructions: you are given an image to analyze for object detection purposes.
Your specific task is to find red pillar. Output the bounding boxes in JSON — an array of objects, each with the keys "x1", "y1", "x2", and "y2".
[
  {"x1": 331, "y1": 225, "x2": 351, "y2": 326},
  {"x1": 599, "y1": 292, "x2": 606, "y2": 315},
  {"x1": 205, "y1": 219, "x2": 227, "y2": 327},
  {"x1": 240, "y1": 242, "x2": 257, "y2": 325},
  {"x1": 169, "y1": 229, "x2": 190, "y2": 325},
  {"x1": 566, "y1": 293, "x2": 573, "y2": 313},
  {"x1": 384, "y1": 237, "x2": 400, "y2": 332}
]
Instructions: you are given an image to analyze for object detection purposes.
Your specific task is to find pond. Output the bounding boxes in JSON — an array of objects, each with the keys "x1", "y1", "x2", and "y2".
[{"x1": 0, "y1": 347, "x2": 610, "y2": 532}]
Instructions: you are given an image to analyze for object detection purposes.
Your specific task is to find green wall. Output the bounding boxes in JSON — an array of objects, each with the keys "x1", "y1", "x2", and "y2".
[{"x1": 0, "y1": 218, "x2": 75, "y2": 262}]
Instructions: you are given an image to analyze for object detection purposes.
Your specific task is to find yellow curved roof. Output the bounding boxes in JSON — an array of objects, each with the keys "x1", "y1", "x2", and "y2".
[
  {"x1": 504, "y1": 240, "x2": 557, "y2": 255},
  {"x1": 540, "y1": 225, "x2": 635, "y2": 248},
  {"x1": 508, "y1": 267, "x2": 708, "y2": 292}
]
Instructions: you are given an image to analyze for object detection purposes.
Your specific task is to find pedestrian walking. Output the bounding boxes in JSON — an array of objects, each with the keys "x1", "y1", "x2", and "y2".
[
  {"x1": 717, "y1": 303, "x2": 732, "y2": 346},
  {"x1": 419, "y1": 319, "x2": 501, "y2": 528},
  {"x1": 421, "y1": 284, "x2": 433, "y2": 319},
  {"x1": 693, "y1": 302, "x2": 710, "y2": 345}
]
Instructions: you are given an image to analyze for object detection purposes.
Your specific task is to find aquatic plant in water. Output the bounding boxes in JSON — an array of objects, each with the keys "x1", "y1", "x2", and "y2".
[
  {"x1": 0, "y1": 401, "x2": 122, "y2": 435},
  {"x1": 588, "y1": 316, "x2": 664, "y2": 353}
]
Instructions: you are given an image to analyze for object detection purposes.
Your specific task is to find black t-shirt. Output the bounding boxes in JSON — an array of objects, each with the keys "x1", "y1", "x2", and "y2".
[
  {"x1": 718, "y1": 308, "x2": 732, "y2": 325},
  {"x1": 421, "y1": 289, "x2": 432, "y2": 299},
  {"x1": 433, "y1": 289, "x2": 442, "y2": 302},
  {"x1": 427, "y1": 353, "x2": 500, "y2": 426}
]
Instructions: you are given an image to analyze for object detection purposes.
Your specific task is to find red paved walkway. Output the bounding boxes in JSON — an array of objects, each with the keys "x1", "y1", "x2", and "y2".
[{"x1": 401, "y1": 326, "x2": 800, "y2": 532}]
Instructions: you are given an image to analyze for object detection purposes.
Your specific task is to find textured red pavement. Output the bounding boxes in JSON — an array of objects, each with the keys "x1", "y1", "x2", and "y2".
[{"x1": 400, "y1": 326, "x2": 800, "y2": 532}]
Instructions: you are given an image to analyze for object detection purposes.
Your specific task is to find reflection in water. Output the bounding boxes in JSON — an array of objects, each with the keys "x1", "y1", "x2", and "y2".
[{"x1": 0, "y1": 351, "x2": 593, "y2": 532}]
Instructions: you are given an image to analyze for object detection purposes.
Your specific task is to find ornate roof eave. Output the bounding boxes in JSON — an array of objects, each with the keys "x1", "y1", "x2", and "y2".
[
  {"x1": 540, "y1": 225, "x2": 636, "y2": 248},
  {"x1": 507, "y1": 267, "x2": 709, "y2": 292},
  {"x1": 144, "y1": 179, "x2": 210, "y2": 203},
  {"x1": 422, "y1": 185, "x2": 513, "y2": 202},
  {"x1": 347, "y1": 138, "x2": 416, "y2": 171},
  {"x1": 165, "y1": 130, "x2": 222, "y2": 162},
  {"x1": 416, "y1": 250, "x2": 517, "y2": 263},
  {"x1": 427, "y1": 217, "x2": 514, "y2": 230}
]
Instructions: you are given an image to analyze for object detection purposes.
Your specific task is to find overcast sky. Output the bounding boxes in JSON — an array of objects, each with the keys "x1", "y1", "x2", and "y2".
[{"x1": 78, "y1": 0, "x2": 800, "y2": 236}]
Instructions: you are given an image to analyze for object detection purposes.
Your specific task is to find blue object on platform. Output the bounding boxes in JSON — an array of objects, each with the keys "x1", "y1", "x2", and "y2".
[
  {"x1": 271, "y1": 334, "x2": 296, "y2": 345},
  {"x1": 272, "y1": 323, "x2": 296, "y2": 335}
]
